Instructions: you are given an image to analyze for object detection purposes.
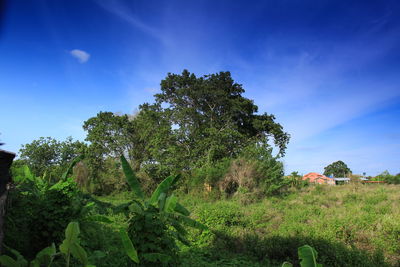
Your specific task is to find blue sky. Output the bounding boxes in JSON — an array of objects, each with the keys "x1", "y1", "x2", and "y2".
[{"x1": 1, "y1": 0, "x2": 399, "y2": 176}]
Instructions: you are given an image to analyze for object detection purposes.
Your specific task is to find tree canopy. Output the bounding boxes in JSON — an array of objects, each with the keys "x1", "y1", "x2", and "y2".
[
  {"x1": 19, "y1": 136, "x2": 85, "y2": 176},
  {"x1": 155, "y1": 70, "x2": 290, "y2": 160},
  {"x1": 323, "y1": 160, "x2": 352, "y2": 177},
  {"x1": 82, "y1": 70, "x2": 290, "y2": 175}
]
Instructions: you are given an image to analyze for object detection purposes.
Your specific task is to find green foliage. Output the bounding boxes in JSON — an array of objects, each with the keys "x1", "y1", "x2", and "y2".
[
  {"x1": 178, "y1": 184, "x2": 394, "y2": 266},
  {"x1": 119, "y1": 155, "x2": 207, "y2": 266},
  {"x1": 323, "y1": 160, "x2": 351, "y2": 177},
  {"x1": 127, "y1": 205, "x2": 179, "y2": 266},
  {"x1": 19, "y1": 136, "x2": 85, "y2": 178},
  {"x1": 83, "y1": 112, "x2": 136, "y2": 160},
  {"x1": 191, "y1": 158, "x2": 231, "y2": 187},
  {"x1": 155, "y1": 70, "x2": 289, "y2": 166},
  {"x1": 120, "y1": 229, "x2": 139, "y2": 263},
  {"x1": 373, "y1": 170, "x2": 400, "y2": 184},
  {"x1": 1, "y1": 222, "x2": 93, "y2": 267},
  {"x1": 298, "y1": 245, "x2": 322, "y2": 267},
  {"x1": 286, "y1": 171, "x2": 308, "y2": 189},
  {"x1": 80, "y1": 70, "x2": 289, "y2": 192},
  {"x1": 62, "y1": 154, "x2": 85, "y2": 181},
  {"x1": 59, "y1": 222, "x2": 91, "y2": 266},
  {"x1": 280, "y1": 245, "x2": 322, "y2": 267},
  {"x1": 220, "y1": 143, "x2": 286, "y2": 196},
  {"x1": 5, "y1": 165, "x2": 86, "y2": 258},
  {"x1": 120, "y1": 155, "x2": 144, "y2": 199}
]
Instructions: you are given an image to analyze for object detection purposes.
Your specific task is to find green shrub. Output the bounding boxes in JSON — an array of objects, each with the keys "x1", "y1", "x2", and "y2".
[
  {"x1": 191, "y1": 158, "x2": 231, "y2": 188},
  {"x1": 5, "y1": 178, "x2": 84, "y2": 258},
  {"x1": 5, "y1": 162, "x2": 87, "y2": 259},
  {"x1": 118, "y1": 155, "x2": 207, "y2": 266}
]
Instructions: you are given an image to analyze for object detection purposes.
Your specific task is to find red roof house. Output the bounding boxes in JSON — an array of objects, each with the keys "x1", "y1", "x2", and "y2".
[{"x1": 302, "y1": 172, "x2": 335, "y2": 185}]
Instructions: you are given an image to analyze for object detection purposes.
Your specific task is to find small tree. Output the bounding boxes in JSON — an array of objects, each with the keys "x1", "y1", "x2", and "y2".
[{"x1": 323, "y1": 160, "x2": 351, "y2": 177}]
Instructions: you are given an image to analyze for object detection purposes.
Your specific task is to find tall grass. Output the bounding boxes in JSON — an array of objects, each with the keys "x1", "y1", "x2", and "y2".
[{"x1": 179, "y1": 184, "x2": 399, "y2": 266}]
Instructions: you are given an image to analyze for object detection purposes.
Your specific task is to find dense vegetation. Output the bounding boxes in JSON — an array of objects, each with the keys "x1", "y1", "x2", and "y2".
[{"x1": 2, "y1": 71, "x2": 399, "y2": 266}]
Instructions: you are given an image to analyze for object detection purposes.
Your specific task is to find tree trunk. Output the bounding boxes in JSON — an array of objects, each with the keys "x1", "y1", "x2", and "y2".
[{"x1": 0, "y1": 149, "x2": 15, "y2": 254}]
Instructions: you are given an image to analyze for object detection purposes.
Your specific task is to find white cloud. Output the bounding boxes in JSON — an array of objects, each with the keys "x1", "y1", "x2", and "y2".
[{"x1": 70, "y1": 49, "x2": 90, "y2": 63}]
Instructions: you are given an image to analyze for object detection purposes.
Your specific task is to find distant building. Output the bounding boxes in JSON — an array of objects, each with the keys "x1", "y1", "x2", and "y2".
[
  {"x1": 302, "y1": 172, "x2": 335, "y2": 185},
  {"x1": 332, "y1": 177, "x2": 350, "y2": 185}
]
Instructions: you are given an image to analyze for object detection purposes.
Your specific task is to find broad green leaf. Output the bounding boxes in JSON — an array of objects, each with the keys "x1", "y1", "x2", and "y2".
[
  {"x1": 62, "y1": 154, "x2": 84, "y2": 181},
  {"x1": 23, "y1": 165, "x2": 34, "y2": 181},
  {"x1": 60, "y1": 222, "x2": 80, "y2": 255},
  {"x1": 3, "y1": 245, "x2": 27, "y2": 266},
  {"x1": 128, "y1": 202, "x2": 144, "y2": 214},
  {"x1": 298, "y1": 245, "x2": 322, "y2": 267},
  {"x1": 164, "y1": 194, "x2": 178, "y2": 212},
  {"x1": 157, "y1": 192, "x2": 167, "y2": 211},
  {"x1": 174, "y1": 202, "x2": 190, "y2": 216},
  {"x1": 70, "y1": 243, "x2": 88, "y2": 265},
  {"x1": 282, "y1": 262, "x2": 293, "y2": 267},
  {"x1": 119, "y1": 229, "x2": 139, "y2": 263},
  {"x1": 34, "y1": 243, "x2": 56, "y2": 266},
  {"x1": 120, "y1": 155, "x2": 144, "y2": 199},
  {"x1": 149, "y1": 174, "x2": 180, "y2": 205},
  {"x1": 0, "y1": 255, "x2": 19, "y2": 267}
]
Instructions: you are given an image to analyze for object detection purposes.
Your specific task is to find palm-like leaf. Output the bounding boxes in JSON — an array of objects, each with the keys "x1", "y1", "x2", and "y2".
[
  {"x1": 174, "y1": 202, "x2": 190, "y2": 216},
  {"x1": 120, "y1": 229, "x2": 139, "y2": 263},
  {"x1": 120, "y1": 155, "x2": 144, "y2": 199},
  {"x1": 0, "y1": 255, "x2": 19, "y2": 267},
  {"x1": 59, "y1": 222, "x2": 80, "y2": 255},
  {"x1": 164, "y1": 194, "x2": 178, "y2": 212},
  {"x1": 149, "y1": 174, "x2": 180, "y2": 205}
]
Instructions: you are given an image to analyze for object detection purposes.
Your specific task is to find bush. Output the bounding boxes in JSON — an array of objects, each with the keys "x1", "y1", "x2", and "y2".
[
  {"x1": 372, "y1": 171, "x2": 400, "y2": 184},
  {"x1": 190, "y1": 158, "x2": 231, "y2": 189},
  {"x1": 219, "y1": 143, "x2": 285, "y2": 197},
  {"x1": 86, "y1": 158, "x2": 128, "y2": 195},
  {"x1": 5, "y1": 173, "x2": 85, "y2": 259},
  {"x1": 127, "y1": 205, "x2": 179, "y2": 266}
]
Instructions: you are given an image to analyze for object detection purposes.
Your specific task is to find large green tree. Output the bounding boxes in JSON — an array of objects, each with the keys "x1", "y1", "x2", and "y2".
[
  {"x1": 154, "y1": 70, "x2": 290, "y2": 165},
  {"x1": 82, "y1": 70, "x2": 290, "y2": 179},
  {"x1": 323, "y1": 160, "x2": 352, "y2": 177}
]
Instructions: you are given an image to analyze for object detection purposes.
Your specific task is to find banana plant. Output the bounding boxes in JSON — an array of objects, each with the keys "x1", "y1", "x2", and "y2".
[
  {"x1": 119, "y1": 155, "x2": 207, "y2": 264},
  {"x1": 281, "y1": 245, "x2": 322, "y2": 267},
  {"x1": 0, "y1": 222, "x2": 94, "y2": 267}
]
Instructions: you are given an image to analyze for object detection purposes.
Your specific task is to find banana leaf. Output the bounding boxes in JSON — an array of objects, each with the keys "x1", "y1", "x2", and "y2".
[
  {"x1": 120, "y1": 229, "x2": 139, "y2": 263},
  {"x1": 298, "y1": 245, "x2": 322, "y2": 267},
  {"x1": 120, "y1": 155, "x2": 144, "y2": 199},
  {"x1": 149, "y1": 174, "x2": 180, "y2": 205},
  {"x1": 62, "y1": 154, "x2": 84, "y2": 181}
]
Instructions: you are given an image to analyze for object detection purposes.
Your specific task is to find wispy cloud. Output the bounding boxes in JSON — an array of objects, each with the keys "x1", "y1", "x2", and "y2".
[
  {"x1": 70, "y1": 49, "x2": 90, "y2": 63},
  {"x1": 250, "y1": 27, "x2": 400, "y2": 143},
  {"x1": 94, "y1": 0, "x2": 170, "y2": 46}
]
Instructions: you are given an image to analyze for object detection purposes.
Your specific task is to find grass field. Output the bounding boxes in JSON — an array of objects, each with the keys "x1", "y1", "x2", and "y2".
[{"x1": 88, "y1": 183, "x2": 399, "y2": 266}]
